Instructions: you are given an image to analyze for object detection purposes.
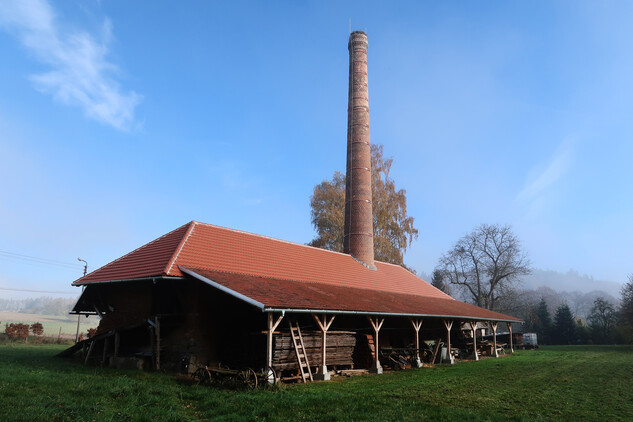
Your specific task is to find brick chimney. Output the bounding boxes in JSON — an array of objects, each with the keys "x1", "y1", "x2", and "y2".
[{"x1": 343, "y1": 31, "x2": 375, "y2": 270}]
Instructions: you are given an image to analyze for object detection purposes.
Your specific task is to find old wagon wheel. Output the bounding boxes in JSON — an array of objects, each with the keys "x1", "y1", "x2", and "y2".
[
  {"x1": 263, "y1": 366, "x2": 277, "y2": 385},
  {"x1": 236, "y1": 368, "x2": 258, "y2": 390},
  {"x1": 193, "y1": 367, "x2": 212, "y2": 385}
]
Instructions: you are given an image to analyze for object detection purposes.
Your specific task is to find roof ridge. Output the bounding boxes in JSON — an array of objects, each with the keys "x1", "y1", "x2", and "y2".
[
  {"x1": 74, "y1": 221, "x2": 195, "y2": 284},
  {"x1": 165, "y1": 221, "x2": 199, "y2": 275}
]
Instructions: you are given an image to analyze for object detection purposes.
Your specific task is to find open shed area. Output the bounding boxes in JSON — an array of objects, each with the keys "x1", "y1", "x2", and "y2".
[{"x1": 61, "y1": 221, "x2": 520, "y2": 383}]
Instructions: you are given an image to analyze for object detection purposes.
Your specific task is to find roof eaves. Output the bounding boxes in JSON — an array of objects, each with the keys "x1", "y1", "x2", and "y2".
[
  {"x1": 72, "y1": 275, "x2": 185, "y2": 286},
  {"x1": 263, "y1": 307, "x2": 523, "y2": 323}
]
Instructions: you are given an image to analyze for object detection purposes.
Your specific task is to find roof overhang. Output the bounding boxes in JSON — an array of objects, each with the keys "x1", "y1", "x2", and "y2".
[
  {"x1": 262, "y1": 308, "x2": 520, "y2": 323},
  {"x1": 70, "y1": 276, "x2": 185, "y2": 314},
  {"x1": 181, "y1": 267, "x2": 522, "y2": 324},
  {"x1": 72, "y1": 275, "x2": 184, "y2": 287}
]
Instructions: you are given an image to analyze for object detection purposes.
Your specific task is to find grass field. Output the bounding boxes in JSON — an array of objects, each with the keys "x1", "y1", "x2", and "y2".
[
  {"x1": 0, "y1": 311, "x2": 98, "y2": 339},
  {"x1": 0, "y1": 344, "x2": 631, "y2": 421}
]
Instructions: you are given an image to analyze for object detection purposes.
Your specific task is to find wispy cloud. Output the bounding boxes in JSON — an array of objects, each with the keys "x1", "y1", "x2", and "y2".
[
  {"x1": 0, "y1": 0, "x2": 142, "y2": 130},
  {"x1": 517, "y1": 140, "x2": 573, "y2": 204}
]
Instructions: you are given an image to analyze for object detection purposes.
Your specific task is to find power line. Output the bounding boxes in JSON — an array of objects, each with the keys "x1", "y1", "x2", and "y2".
[
  {"x1": 0, "y1": 250, "x2": 83, "y2": 271},
  {"x1": 0, "y1": 287, "x2": 78, "y2": 295}
]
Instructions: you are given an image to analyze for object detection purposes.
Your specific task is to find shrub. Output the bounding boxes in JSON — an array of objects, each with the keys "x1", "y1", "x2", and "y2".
[
  {"x1": 30, "y1": 322, "x2": 44, "y2": 336},
  {"x1": 5, "y1": 323, "x2": 30, "y2": 342}
]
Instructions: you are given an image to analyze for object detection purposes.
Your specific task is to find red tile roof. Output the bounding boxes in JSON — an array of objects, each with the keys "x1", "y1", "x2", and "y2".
[
  {"x1": 74, "y1": 221, "x2": 520, "y2": 322},
  {"x1": 182, "y1": 268, "x2": 520, "y2": 321}
]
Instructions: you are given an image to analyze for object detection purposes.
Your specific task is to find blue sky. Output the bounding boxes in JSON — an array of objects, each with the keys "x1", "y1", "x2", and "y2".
[{"x1": 1, "y1": 0, "x2": 632, "y2": 299}]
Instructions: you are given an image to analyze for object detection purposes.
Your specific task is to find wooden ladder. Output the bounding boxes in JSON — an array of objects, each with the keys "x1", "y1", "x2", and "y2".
[{"x1": 289, "y1": 320, "x2": 313, "y2": 383}]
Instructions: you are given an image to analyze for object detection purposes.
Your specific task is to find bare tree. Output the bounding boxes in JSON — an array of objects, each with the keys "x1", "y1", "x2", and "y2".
[
  {"x1": 588, "y1": 297, "x2": 616, "y2": 344},
  {"x1": 437, "y1": 224, "x2": 530, "y2": 310}
]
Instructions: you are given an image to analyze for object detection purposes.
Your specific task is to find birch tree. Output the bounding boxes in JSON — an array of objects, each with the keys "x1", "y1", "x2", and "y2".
[{"x1": 309, "y1": 144, "x2": 418, "y2": 266}]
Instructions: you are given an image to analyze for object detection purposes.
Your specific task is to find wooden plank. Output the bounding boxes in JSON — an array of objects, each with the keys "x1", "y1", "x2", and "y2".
[
  {"x1": 84, "y1": 340, "x2": 95, "y2": 365},
  {"x1": 431, "y1": 338, "x2": 442, "y2": 364}
]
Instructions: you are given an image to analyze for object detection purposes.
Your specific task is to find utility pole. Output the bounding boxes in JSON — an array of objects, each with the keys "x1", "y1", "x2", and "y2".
[{"x1": 75, "y1": 258, "x2": 88, "y2": 343}]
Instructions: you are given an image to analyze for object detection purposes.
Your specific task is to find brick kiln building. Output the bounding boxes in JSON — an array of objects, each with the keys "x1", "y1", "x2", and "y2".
[{"x1": 64, "y1": 31, "x2": 520, "y2": 382}]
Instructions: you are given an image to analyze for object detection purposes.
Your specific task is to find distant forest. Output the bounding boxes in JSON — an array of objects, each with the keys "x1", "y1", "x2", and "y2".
[{"x1": 0, "y1": 297, "x2": 76, "y2": 316}]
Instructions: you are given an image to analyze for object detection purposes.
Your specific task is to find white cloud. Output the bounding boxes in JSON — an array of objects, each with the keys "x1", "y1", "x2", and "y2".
[
  {"x1": 0, "y1": 0, "x2": 141, "y2": 130},
  {"x1": 516, "y1": 141, "x2": 572, "y2": 214},
  {"x1": 517, "y1": 141, "x2": 573, "y2": 204}
]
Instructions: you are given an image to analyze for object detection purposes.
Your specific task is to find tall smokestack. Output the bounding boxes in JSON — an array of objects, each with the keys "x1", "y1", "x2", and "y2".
[{"x1": 343, "y1": 31, "x2": 375, "y2": 269}]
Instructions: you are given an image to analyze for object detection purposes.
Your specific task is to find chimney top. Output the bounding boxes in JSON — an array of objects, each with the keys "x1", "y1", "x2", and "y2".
[{"x1": 348, "y1": 31, "x2": 368, "y2": 50}]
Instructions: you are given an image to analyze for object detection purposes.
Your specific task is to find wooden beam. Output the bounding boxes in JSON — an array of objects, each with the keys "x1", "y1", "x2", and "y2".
[
  {"x1": 114, "y1": 331, "x2": 120, "y2": 357},
  {"x1": 470, "y1": 321, "x2": 479, "y2": 361},
  {"x1": 367, "y1": 316, "x2": 384, "y2": 374},
  {"x1": 93, "y1": 305, "x2": 104, "y2": 319},
  {"x1": 266, "y1": 312, "x2": 285, "y2": 379},
  {"x1": 313, "y1": 314, "x2": 336, "y2": 380},
  {"x1": 443, "y1": 319, "x2": 454, "y2": 364},
  {"x1": 84, "y1": 340, "x2": 94, "y2": 365},
  {"x1": 149, "y1": 324, "x2": 156, "y2": 370},
  {"x1": 409, "y1": 318, "x2": 423, "y2": 367},
  {"x1": 490, "y1": 321, "x2": 499, "y2": 358},
  {"x1": 431, "y1": 337, "x2": 442, "y2": 364},
  {"x1": 101, "y1": 337, "x2": 108, "y2": 365},
  {"x1": 155, "y1": 317, "x2": 161, "y2": 370},
  {"x1": 506, "y1": 322, "x2": 514, "y2": 353}
]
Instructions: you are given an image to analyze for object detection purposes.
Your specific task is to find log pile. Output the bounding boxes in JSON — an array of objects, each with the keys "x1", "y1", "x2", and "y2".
[{"x1": 272, "y1": 331, "x2": 356, "y2": 370}]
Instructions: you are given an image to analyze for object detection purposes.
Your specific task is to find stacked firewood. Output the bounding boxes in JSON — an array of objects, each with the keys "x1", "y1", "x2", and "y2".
[{"x1": 272, "y1": 331, "x2": 356, "y2": 370}]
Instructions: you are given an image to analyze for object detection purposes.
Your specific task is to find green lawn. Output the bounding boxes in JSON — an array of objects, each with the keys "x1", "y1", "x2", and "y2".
[{"x1": 0, "y1": 344, "x2": 631, "y2": 421}]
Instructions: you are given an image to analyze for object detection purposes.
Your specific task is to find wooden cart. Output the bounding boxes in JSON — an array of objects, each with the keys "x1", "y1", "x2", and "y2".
[{"x1": 193, "y1": 365, "x2": 276, "y2": 389}]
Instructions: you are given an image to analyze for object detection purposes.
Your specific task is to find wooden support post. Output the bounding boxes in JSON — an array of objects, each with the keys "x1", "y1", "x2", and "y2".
[
  {"x1": 367, "y1": 316, "x2": 384, "y2": 374},
  {"x1": 114, "y1": 331, "x2": 120, "y2": 357},
  {"x1": 507, "y1": 322, "x2": 514, "y2": 353},
  {"x1": 101, "y1": 337, "x2": 108, "y2": 365},
  {"x1": 470, "y1": 321, "x2": 479, "y2": 361},
  {"x1": 155, "y1": 317, "x2": 161, "y2": 370},
  {"x1": 490, "y1": 321, "x2": 499, "y2": 358},
  {"x1": 443, "y1": 320, "x2": 454, "y2": 364},
  {"x1": 84, "y1": 340, "x2": 94, "y2": 365},
  {"x1": 149, "y1": 324, "x2": 156, "y2": 370},
  {"x1": 75, "y1": 314, "x2": 81, "y2": 343},
  {"x1": 313, "y1": 314, "x2": 336, "y2": 380},
  {"x1": 409, "y1": 318, "x2": 423, "y2": 367},
  {"x1": 266, "y1": 312, "x2": 284, "y2": 383}
]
